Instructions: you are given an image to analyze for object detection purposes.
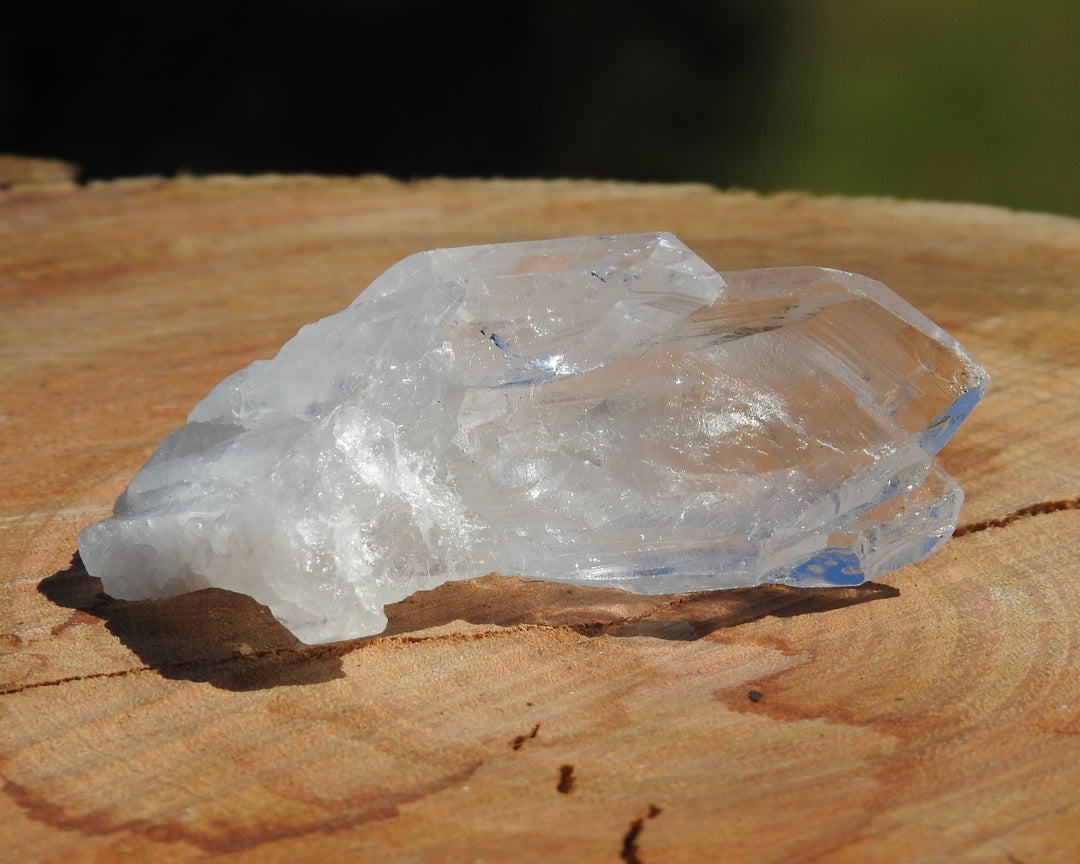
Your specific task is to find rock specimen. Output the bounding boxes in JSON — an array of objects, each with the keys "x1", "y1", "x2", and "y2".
[{"x1": 78, "y1": 233, "x2": 989, "y2": 644}]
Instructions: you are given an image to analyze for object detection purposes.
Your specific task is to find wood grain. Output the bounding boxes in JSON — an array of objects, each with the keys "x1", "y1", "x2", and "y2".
[{"x1": 2, "y1": 165, "x2": 1078, "y2": 863}]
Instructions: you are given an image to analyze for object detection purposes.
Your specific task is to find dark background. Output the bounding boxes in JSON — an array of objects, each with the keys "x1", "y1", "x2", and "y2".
[{"x1": 3, "y1": 0, "x2": 1078, "y2": 216}]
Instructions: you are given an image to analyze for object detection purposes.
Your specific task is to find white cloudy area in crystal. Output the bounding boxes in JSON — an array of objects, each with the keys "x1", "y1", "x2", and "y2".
[{"x1": 77, "y1": 233, "x2": 989, "y2": 644}]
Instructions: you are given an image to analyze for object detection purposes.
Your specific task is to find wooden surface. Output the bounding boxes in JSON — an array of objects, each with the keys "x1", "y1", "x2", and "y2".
[{"x1": 2, "y1": 164, "x2": 1079, "y2": 863}]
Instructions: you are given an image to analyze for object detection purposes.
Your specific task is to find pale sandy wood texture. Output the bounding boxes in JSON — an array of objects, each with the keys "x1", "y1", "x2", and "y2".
[{"x1": 1, "y1": 168, "x2": 1079, "y2": 863}]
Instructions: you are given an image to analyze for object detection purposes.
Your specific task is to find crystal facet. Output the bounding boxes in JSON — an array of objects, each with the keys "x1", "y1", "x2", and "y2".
[{"x1": 78, "y1": 233, "x2": 988, "y2": 644}]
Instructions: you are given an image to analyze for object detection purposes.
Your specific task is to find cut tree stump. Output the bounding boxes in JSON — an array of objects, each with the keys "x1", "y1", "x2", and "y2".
[{"x1": 2, "y1": 164, "x2": 1078, "y2": 863}]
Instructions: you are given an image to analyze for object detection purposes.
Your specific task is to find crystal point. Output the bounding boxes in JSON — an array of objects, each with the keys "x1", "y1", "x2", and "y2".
[{"x1": 78, "y1": 233, "x2": 988, "y2": 644}]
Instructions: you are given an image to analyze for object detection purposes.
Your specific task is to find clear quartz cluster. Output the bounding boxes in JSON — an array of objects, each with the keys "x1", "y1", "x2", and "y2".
[{"x1": 78, "y1": 233, "x2": 988, "y2": 644}]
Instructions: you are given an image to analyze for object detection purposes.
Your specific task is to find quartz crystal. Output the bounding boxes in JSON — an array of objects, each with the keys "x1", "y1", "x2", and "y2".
[{"x1": 78, "y1": 233, "x2": 988, "y2": 644}]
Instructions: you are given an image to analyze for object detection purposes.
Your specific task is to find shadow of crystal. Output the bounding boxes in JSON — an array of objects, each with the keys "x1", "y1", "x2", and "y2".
[
  {"x1": 39, "y1": 556, "x2": 898, "y2": 691},
  {"x1": 380, "y1": 573, "x2": 900, "y2": 641},
  {"x1": 38, "y1": 554, "x2": 346, "y2": 691}
]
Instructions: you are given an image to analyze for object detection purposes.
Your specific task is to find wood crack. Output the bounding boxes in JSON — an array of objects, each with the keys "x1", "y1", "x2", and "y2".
[
  {"x1": 0, "y1": 623, "x2": 553, "y2": 698},
  {"x1": 0, "y1": 665, "x2": 154, "y2": 696},
  {"x1": 510, "y1": 723, "x2": 541, "y2": 751},
  {"x1": 953, "y1": 496, "x2": 1080, "y2": 538},
  {"x1": 621, "y1": 804, "x2": 662, "y2": 864},
  {"x1": 556, "y1": 764, "x2": 575, "y2": 794}
]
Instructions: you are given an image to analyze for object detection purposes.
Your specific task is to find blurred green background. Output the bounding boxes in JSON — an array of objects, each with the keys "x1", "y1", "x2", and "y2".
[
  {"x1": 3, "y1": 0, "x2": 1078, "y2": 216},
  {"x1": 741, "y1": 0, "x2": 1080, "y2": 216}
]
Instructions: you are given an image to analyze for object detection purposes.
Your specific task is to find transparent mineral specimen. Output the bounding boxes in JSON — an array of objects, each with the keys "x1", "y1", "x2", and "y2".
[{"x1": 78, "y1": 233, "x2": 988, "y2": 644}]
